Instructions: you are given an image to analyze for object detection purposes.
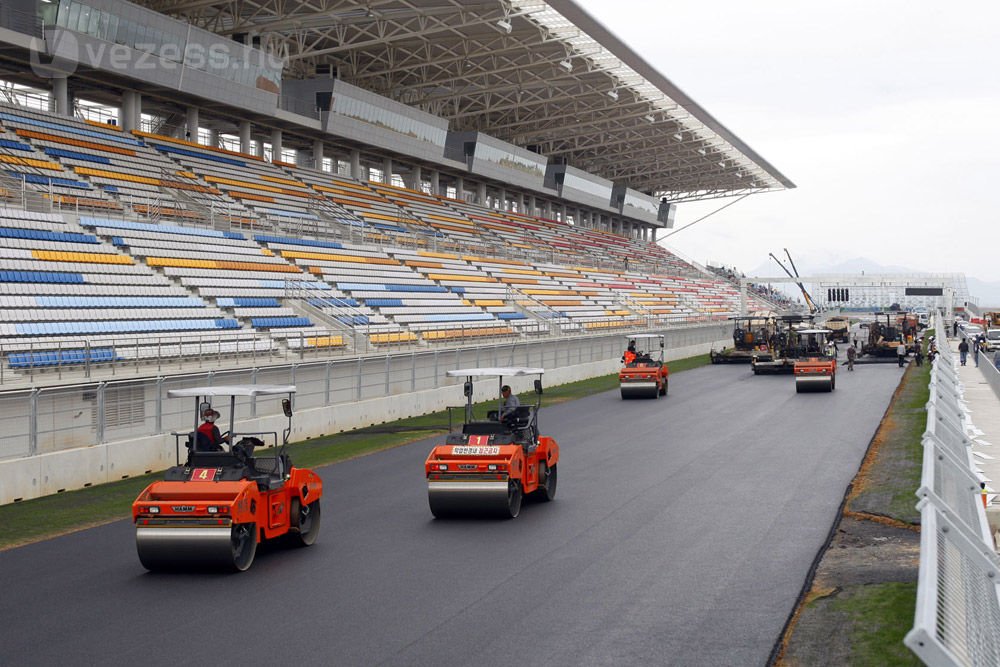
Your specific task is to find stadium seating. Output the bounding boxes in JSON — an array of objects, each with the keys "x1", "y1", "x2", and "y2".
[
  {"x1": 0, "y1": 103, "x2": 767, "y2": 375},
  {"x1": 77, "y1": 217, "x2": 336, "y2": 351},
  {"x1": 0, "y1": 208, "x2": 273, "y2": 368}
]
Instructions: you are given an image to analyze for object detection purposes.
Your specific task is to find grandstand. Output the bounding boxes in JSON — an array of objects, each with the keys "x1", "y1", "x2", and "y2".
[{"x1": 0, "y1": 0, "x2": 792, "y2": 381}]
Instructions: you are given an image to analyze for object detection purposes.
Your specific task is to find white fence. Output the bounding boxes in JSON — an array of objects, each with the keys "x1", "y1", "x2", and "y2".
[{"x1": 905, "y1": 313, "x2": 1000, "y2": 666}]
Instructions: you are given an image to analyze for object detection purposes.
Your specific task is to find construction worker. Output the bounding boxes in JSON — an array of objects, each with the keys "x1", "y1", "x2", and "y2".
[
  {"x1": 500, "y1": 385, "x2": 520, "y2": 419},
  {"x1": 846, "y1": 343, "x2": 856, "y2": 371},
  {"x1": 196, "y1": 407, "x2": 229, "y2": 452},
  {"x1": 621, "y1": 339, "x2": 637, "y2": 366}
]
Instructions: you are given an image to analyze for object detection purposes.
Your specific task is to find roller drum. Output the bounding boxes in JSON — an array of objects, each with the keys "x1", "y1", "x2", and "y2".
[
  {"x1": 795, "y1": 376, "x2": 833, "y2": 393},
  {"x1": 136, "y1": 523, "x2": 257, "y2": 571},
  {"x1": 428, "y1": 480, "x2": 519, "y2": 518},
  {"x1": 620, "y1": 382, "x2": 659, "y2": 399}
]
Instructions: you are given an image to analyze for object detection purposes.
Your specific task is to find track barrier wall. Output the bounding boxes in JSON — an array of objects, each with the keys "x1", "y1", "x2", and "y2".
[
  {"x1": 0, "y1": 323, "x2": 729, "y2": 503},
  {"x1": 905, "y1": 313, "x2": 1000, "y2": 666}
]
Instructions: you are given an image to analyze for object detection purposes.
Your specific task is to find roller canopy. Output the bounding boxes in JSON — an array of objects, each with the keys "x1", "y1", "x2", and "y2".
[
  {"x1": 167, "y1": 385, "x2": 297, "y2": 398},
  {"x1": 446, "y1": 368, "x2": 544, "y2": 378}
]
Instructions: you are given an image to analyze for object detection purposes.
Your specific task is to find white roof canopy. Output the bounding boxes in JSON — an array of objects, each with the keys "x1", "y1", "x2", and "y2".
[
  {"x1": 446, "y1": 368, "x2": 545, "y2": 378},
  {"x1": 138, "y1": 0, "x2": 792, "y2": 201},
  {"x1": 167, "y1": 385, "x2": 297, "y2": 398}
]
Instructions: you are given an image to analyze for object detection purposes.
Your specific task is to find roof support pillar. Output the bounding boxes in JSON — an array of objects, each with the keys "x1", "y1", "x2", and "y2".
[
  {"x1": 238, "y1": 120, "x2": 251, "y2": 154},
  {"x1": 477, "y1": 182, "x2": 487, "y2": 206},
  {"x1": 270, "y1": 128, "x2": 283, "y2": 162},
  {"x1": 121, "y1": 90, "x2": 141, "y2": 133},
  {"x1": 312, "y1": 139, "x2": 324, "y2": 168},
  {"x1": 430, "y1": 170, "x2": 440, "y2": 195},
  {"x1": 51, "y1": 76, "x2": 70, "y2": 117},
  {"x1": 184, "y1": 107, "x2": 199, "y2": 141},
  {"x1": 382, "y1": 157, "x2": 393, "y2": 184},
  {"x1": 350, "y1": 149, "x2": 361, "y2": 180},
  {"x1": 455, "y1": 175, "x2": 464, "y2": 200}
]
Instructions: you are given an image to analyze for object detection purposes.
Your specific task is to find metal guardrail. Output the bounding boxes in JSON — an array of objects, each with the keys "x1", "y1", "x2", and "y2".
[
  {"x1": 0, "y1": 323, "x2": 727, "y2": 460},
  {"x1": 905, "y1": 312, "x2": 1000, "y2": 666}
]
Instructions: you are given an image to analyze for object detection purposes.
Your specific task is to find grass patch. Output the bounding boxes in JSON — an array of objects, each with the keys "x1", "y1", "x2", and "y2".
[
  {"x1": 848, "y1": 348, "x2": 929, "y2": 524},
  {"x1": 0, "y1": 353, "x2": 711, "y2": 550},
  {"x1": 827, "y1": 582, "x2": 921, "y2": 666}
]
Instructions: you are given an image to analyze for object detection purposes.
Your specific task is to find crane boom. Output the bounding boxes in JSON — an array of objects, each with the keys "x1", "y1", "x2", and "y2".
[{"x1": 769, "y1": 251, "x2": 817, "y2": 314}]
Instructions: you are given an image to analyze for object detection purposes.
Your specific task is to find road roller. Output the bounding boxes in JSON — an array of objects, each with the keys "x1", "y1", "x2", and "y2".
[
  {"x1": 620, "y1": 334, "x2": 669, "y2": 399},
  {"x1": 425, "y1": 368, "x2": 559, "y2": 519},
  {"x1": 793, "y1": 329, "x2": 837, "y2": 393},
  {"x1": 132, "y1": 385, "x2": 322, "y2": 571}
]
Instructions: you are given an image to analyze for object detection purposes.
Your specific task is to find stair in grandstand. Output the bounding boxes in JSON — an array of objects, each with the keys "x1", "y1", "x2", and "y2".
[
  {"x1": 503, "y1": 284, "x2": 564, "y2": 335},
  {"x1": 0, "y1": 167, "x2": 50, "y2": 212},
  {"x1": 282, "y1": 292, "x2": 361, "y2": 352}
]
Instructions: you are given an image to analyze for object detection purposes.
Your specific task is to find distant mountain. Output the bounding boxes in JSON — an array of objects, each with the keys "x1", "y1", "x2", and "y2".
[
  {"x1": 967, "y1": 278, "x2": 1000, "y2": 309},
  {"x1": 741, "y1": 256, "x2": 1000, "y2": 307}
]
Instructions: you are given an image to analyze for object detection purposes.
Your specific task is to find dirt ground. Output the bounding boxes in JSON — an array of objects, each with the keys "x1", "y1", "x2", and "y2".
[{"x1": 778, "y1": 517, "x2": 920, "y2": 666}]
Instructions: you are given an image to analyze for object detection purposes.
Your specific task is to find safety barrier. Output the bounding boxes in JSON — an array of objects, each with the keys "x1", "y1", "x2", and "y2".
[{"x1": 905, "y1": 313, "x2": 1000, "y2": 666}]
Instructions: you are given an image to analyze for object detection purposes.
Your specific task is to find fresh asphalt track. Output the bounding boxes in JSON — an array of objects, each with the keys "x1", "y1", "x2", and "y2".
[{"x1": 0, "y1": 360, "x2": 905, "y2": 667}]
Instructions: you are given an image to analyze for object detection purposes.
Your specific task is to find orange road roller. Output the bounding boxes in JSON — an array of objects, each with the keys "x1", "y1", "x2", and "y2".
[
  {"x1": 425, "y1": 368, "x2": 559, "y2": 518},
  {"x1": 794, "y1": 329, "x2": 837, "y2": 393},
  {"x1": 132, "y1": 385, "x2": 322, "y2": 571},
  {"x1": 619, "y1": 333, "x2": 669, "y2": 399}
]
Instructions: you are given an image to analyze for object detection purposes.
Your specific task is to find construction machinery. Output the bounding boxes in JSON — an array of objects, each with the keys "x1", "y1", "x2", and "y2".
[
  {"x1": 860, "y1": 312, "x2": 912, "y2": 361},
  {"x1": 425, "y1": 368, "x2": 558, "y2": 519},
  {"x1": 710, "y1": 314, "x2": 776, "y2": 364},
  {"x1": 770, "y1": 249, "x2": 817, "y2": 315},
  {"x1": 132, "y1": 385, "x2": 322, "y2": 571},
  {"x1": 823, "y1": 316, "x2": 850, "y2": 343},
  {"x1": 752, "y1": 314, "x2": 811, "y2": 374},
  {"x1": 620, "y1": 333, "x2": 670, "y2": 398},
  {"x1": 793, "y1": 329, "x2": 837, "y2": 392}
]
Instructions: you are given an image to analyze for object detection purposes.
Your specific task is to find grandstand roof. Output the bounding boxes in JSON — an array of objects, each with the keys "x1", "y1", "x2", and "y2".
[{"x1": 139, "y1": 0, "x2": 794, "y2": 202}]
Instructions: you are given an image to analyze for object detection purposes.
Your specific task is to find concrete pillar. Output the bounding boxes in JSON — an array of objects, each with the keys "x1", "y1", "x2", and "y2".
[
  {"x1": 208, "y1": 129, "x2": 220, "y2": 149},
  {"x1": 527, "y1": 196, "x2": 536, "y2": 217},
  {"x1": 184, "y1": 107, "x2": 199, "y2": 142},
  {"x1": 477, "y1": 182, "x2": 487, "y2": 206},
  {"x1": 52, "y1": 76, "x2": 69, "y2": 116},
  {"x1": 270, "y1": 129, "x2": 283, "y2": 162},
  {"x1": 430, "y1": 170, "x2": 440, "y2": 195},
  {"x1": 382, "y1": 157, "x2": 393, "y2": 184},
  {"x1": 350, "y1": 150, "x2": 362, "y2": 180},
  {"x1": 455, "y1": 176, "x2": 465, "y2": 200},
  {"x1": 254, "y1": 139, "x2": 264, "y2": 158},
  {"x1": 312, "y1": 139, "x2": 324, "y2": 170},
  {"x1": 409, "y1": 165, "x2": 422, "y2": 190},
  {"x1": 543, "y1": 201, "x2": 552, "y2": 219},
  {"x1": 499, "y1": 188, "x2": 508, "y2": 211},
  {"x1": 296, "y1": 149, "x2": 308, "y2": 167},
  {"x1": 238, "y1": 120, "x2": 251, "y2": 154},
  {"x1": 121, "y1": 91, "x2": 141, "y2": 132}
]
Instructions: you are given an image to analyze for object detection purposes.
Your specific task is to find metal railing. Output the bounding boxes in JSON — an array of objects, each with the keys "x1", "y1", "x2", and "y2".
[
  {"x1": 0, "y1": 318, "x2": 729, "y2": 387},
  {"x1": 0, "y1": 323, "x2": 726, "y2": 460},
  {"x1": 905, "y1": 312, "x2": 1000, "y2": 666}
]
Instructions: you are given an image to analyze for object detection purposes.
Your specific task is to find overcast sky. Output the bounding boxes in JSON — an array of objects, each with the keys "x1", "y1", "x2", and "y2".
[{"x1": 576, "y1": 0, "x2": 1000, "y2": 284}]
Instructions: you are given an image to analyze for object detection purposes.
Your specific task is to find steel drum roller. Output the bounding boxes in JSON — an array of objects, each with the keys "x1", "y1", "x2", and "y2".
[
  {"x1": 795, "y1": 376, "x2": 832, "y2": 393},
  {"x1": 620, "y1": 381, "x2": 659, "y2": 399},
  {"x1": 136, "y1": 524, "x2": 256, "y2": 571},
  {"x1": 427, "y1": 480, "x2": 513, "y2": 517}
]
